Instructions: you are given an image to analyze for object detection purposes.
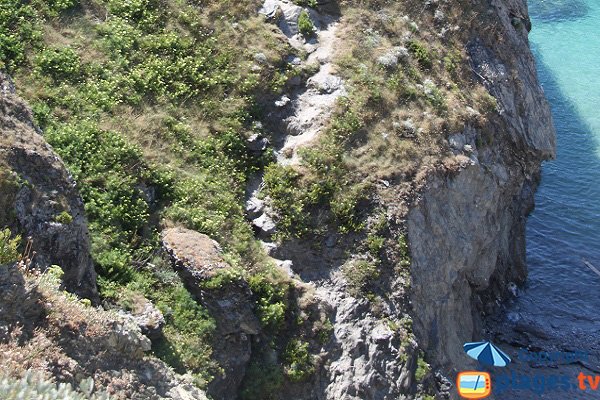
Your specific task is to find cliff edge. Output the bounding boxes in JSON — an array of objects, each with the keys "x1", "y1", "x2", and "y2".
[{"x1": 407, "y1": 0, "x2": 555, "y2": 374}]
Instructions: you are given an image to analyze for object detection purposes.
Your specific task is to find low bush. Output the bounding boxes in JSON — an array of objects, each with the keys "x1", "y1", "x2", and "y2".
[
  {"x1": 0, "y1": 371, "x2": 110, "y2": 400},
  {"x1": 240, "y1": 362, "x2": 284, "y2": 400},
  {"x1": 0, "y1": 228, "x2": 20, "y2": 265},
  {"x1": 283, "y1": 339, "x2": 315, "y2": 382},
  {"x1": 342, "y1": 259, "x2": 379, "y2": 296},
  {"x1": 407, "y1": 40, "x2": 432, "y2": 70}
]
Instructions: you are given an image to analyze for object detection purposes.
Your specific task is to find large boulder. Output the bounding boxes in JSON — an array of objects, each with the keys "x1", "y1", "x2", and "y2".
[
  {"x1": 0, "y1": 73, "x2": 97, "y2": 301},
  {"x1": 162, "y1": 227, "x2": 260, "y2": 400}
]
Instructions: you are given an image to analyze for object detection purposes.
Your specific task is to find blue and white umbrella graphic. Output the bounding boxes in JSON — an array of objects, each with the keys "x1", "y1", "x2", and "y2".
[{"x1": 463, "y1": 341, "x2": 511, "y2": 367}]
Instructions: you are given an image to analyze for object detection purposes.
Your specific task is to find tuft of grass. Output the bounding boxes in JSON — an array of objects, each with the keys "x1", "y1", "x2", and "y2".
[
  {"x1": 342, "y1": 259, "x2": 379, "y2": 296},
  {"x1": 54, "y1": 211, "x2": 73, "y2": 225}
]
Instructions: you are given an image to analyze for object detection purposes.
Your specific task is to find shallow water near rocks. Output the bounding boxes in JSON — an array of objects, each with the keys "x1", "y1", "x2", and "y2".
[{"x1": 490, "y1": 0, "x2": 600, "y2": 398}]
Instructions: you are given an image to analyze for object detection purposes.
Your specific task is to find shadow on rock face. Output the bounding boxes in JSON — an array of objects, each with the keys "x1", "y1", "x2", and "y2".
[
  {"x1": 529, "y1": 0, "x2": 589, "y2": 22},
  {"x1": 0, "y1": 264, "x2": 45, "y2": 344}
]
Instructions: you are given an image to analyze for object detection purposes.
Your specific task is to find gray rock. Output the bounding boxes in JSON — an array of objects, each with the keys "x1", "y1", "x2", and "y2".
[
  {"x1": 277, "y1": 3, "x2": 303, "y2": 37},
  {"x1": 253, "y1": 52, "x2": 268, "y2": 64},
  {"x1": 245, "y1": 196, "x2": 265, "y2": 220},
  {"x1": 119, "y1": 298, "x2": 165, "y2": 341},
  {"x1": 0, "y1": 73, "x2": 97, "y2": 302},
  {"x1": 275, "y1": 95, "x2": 291, "y2": 107},
  {"x1": 376, "y1": 46, "x2": 409, "y2": 69},
  {"x1": 307, "y1": 73, "x2": 342, "y2": 94},
  {"x1": 258, "y1": 0, "x2": 280, "y2": 19},
  {"x1": 252, "y1": 213, "x2": 277, "y2": 236},
  {"x1": 275, "y1": 259, "x2": 294, "y2": 276},
  {"x1": 286, "y1": 55, "x2": 302, "y2": 66},
  {"x1": 162, "y1": 228, "x2": 261, "y2": 400},
  {"x1": 407, "y1": 10, "x2": 555, "y2": 371},
  {"x1": 246, "y1": 133, "x2": 269, "y2": 153},
  {"x1": 325, "y1": 234, "x2": 337, "y2": 248}
]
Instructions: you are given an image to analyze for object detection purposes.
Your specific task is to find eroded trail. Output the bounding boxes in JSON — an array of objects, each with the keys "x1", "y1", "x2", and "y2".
[
  {"x1": 247, "y1": 0, "x2": 345, "y2": 238},
  {"x1": 246, "y1": 3, "x2": 417, "y2": 398}
]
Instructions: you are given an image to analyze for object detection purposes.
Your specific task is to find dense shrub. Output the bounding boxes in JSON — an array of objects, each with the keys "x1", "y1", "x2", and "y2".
[
  {"x1": 407, "y1": 40, "x2": 432, "y2": 69},
  {"x1": 298, "y1": 10, "x2": 315, "y2": 37},
  {"x1": 35, "y1": 47, "x2": 83, "y2": 82},
  {"x1": 0, "y1": 1, "x2": 41, "y2": 71}
]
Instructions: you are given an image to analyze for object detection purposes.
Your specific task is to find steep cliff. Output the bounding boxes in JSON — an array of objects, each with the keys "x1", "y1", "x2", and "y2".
[
  {"x1": 407, "y1": 0, "x2": 555, "y2": 373},
  {"x1": 0, "y1": 0, "x2": 556, "y2": 398}
]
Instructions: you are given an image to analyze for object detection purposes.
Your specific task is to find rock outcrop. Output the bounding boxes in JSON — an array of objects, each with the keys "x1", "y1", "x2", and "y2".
[
  {"x1": 407, "y1": 0, "x2": 556, "y2": 373},
  {"x1": 0, "y1": 263, "x2": 209, "y2": 400},
  {"x1": 162, "y1": 227, "x2": 260, "y2": 400},
  {"x1": 0, "y1": 73, "x2": 97, "y2": 301}
]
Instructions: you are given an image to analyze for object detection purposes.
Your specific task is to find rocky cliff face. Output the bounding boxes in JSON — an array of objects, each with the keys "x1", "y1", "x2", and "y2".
[
  {"x1": 0, "y1": 73, "x2": 97, "y2": 300},
  {"x1": 162, "y1": 228, "x2": 261, "y2": 400},
  {"x1": 407, "y1": 0, "x2": 555, "y2": 373}
]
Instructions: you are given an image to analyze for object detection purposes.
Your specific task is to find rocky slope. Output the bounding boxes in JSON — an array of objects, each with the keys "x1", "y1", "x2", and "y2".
[
  {"x1": 0, "y1": 73, "x2": 97, "y2": 301},
  {"x1": 248, "y1": 0, "x2": 555, "y2": 398}
]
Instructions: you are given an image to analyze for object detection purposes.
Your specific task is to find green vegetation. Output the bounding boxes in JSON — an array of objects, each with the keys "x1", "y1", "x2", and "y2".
[
  {"x1": 0, "y1": 228, "x2": 20, "y2": 265},
  {"x1": 54, "y1": 211, "x2": 73, "y2": 225},
  {"x1": 397, "y1": 234, "x2": 410, "y2": 269},
  {"x1": 0, "y1": 371, "x2": 110, "y2": 400},
  {"x1": 415, "y1": 354, "x2": 431, "y2": 382},
  {"x1": 283, "y1": 339, "x2": 315, "y2": 382},
  {"x1": 365, "y1": 233, "x2": 385, "y2": 255},
  {"x1": 293, "y1": 0, "x2": 318, "y2": 8},
  {"x1": 248, "y1": 271, "x2": 289, "y2": 331},
  {"x1": 298, "y1": 10, "x2": 315, "y2": 38},
  {"x1": 407, "y1": 40, "x2": 433, "y2": 70},
  {"x1": 342, "y1": 259, "x2": 379, "y2": 296},
  {"x1": 0, "y1": 0, "x2": 296, "y2": 385},
  {"x1": 240, "y1": 362, "x2": 284, "y2": 400}
]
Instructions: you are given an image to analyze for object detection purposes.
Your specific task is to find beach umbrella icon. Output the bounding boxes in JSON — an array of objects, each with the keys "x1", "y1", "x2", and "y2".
[{"x1": 463, "y1": 341, "x2": 511, "y2": 367}]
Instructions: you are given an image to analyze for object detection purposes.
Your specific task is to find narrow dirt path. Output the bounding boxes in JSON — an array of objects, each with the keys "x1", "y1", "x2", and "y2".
[
  {"x1": 247, "y1": 4, "x2": 415, "y2": 399},
  {"x1": 248, "y1": 0, "x2": 345, "y2": 234}
]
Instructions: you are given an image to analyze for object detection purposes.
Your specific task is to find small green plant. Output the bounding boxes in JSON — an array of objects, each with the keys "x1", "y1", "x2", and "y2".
[
  {"x1": 294, "y1": 0, "x2": 318, "y2": 7},
  {"x1": 240, "y1": 362, "x2": 284, "y2": 400},
  {"x1": 283, "y1": 339, "x2": 315, "y2": 382},
  {"x1": 330, "y1": 183, "x2": 369, "y2": 234},
  {"x1": 407, "y1": 40, "x2": 432, "y2": 69},
  {"x1": 54, "y1": 211, "x2": 73, "y2": 225},
  {"x1": 0, "y1": 228, "x2": 20, "y2": 265},
  {"x1": 298, "y1": 10, "x2": 315, "y2": 38},
  {"x1": 365, "y1": 234, "x2": 385, "y2": 255},
  {"x1": 397, "y1": 234, "x2": 410, "y2": 269},
  {"x1": 248, "y1": 272, "x2": 288, "y2": 331},
  {"x1": 443, "y1": 50, "x2": 462, "y2": 75},
  {"x1": 415, "y1": 355, "x2": 430, "y2": 381},
  {"x1": 318, "y1": 318, "x2": 334, "y2": 344}
]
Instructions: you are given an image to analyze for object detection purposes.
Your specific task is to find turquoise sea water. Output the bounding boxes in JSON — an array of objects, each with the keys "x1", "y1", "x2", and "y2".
[
  {"x1": 490, "y1": 2, "x2": 600, "y2": 398},
  {"x1": 514, "y1": 0, "x2": 600, "y2": 335}
]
